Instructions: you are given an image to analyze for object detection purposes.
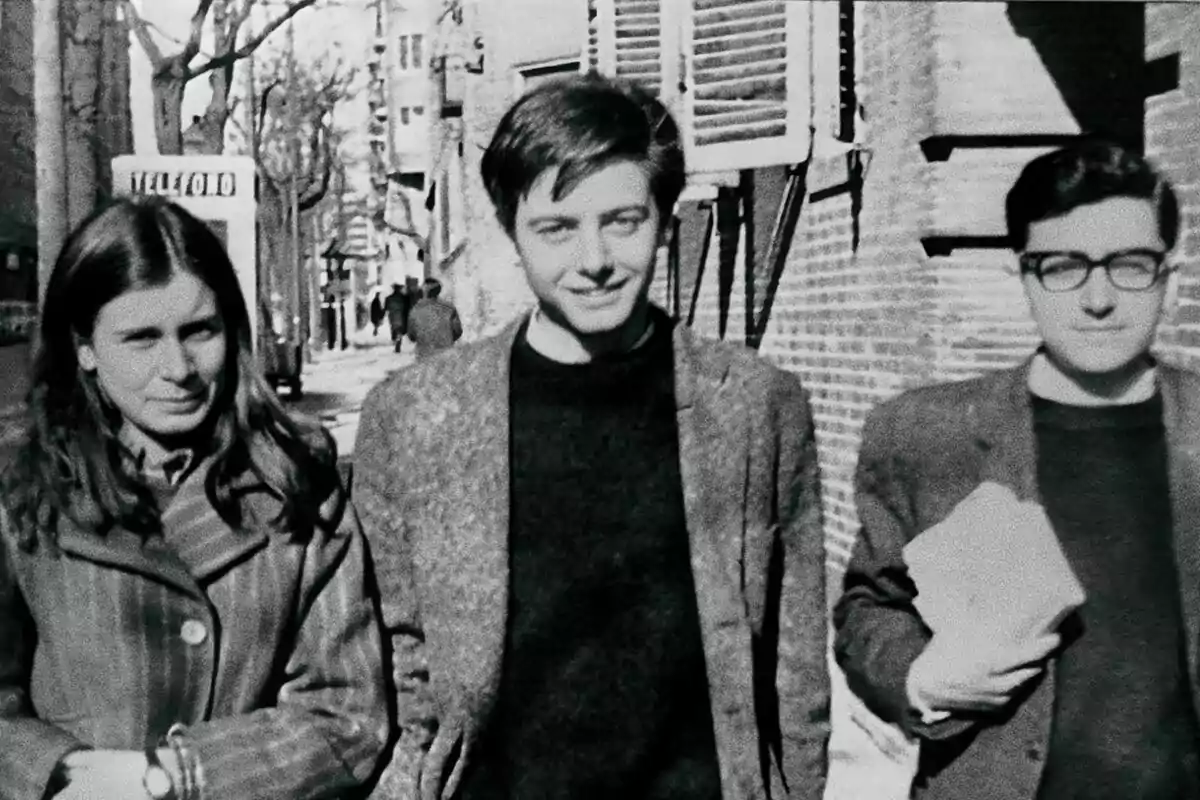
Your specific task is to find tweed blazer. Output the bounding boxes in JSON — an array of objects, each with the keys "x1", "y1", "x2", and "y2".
[
  {"x1": 832, "y1": 358, "x2": 1200, "y2": 800},
  {"x1": 0, "y1": 459, "x2": 391, "y2": 800},
  {"x1": 354, "y1": 312, "x2": 830, "y2": 800}
]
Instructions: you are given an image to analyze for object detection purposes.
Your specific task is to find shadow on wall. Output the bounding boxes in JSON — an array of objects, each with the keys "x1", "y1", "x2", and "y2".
[{"x1": 1006, "y1": 1, "x2": 1146, "y2": 150}]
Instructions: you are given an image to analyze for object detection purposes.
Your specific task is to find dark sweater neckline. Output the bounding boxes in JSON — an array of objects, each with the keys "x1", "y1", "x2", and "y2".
[
  {"x1": 1031, "y1": 391, "x2": 1163, "y2": 431},
  {"x1": 512, "y1": 308, "x2": 675, "y2": 378}
]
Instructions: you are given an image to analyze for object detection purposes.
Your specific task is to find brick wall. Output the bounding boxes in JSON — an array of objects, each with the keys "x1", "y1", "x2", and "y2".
[
  {"x1": 764, "y1": 1, "x2": 942, "y2": 572},
  {"x1": 1147, "y1": 4, "x2": 1200, "y2": 366},
  {"x1": 685, "y1": 1, "x2": 1174, "y2": 578}
]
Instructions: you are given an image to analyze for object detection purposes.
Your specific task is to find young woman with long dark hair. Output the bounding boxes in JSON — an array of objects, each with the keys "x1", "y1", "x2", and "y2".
[{"x1": 0, "y1": 197, "x2": 390, "y2": 800}]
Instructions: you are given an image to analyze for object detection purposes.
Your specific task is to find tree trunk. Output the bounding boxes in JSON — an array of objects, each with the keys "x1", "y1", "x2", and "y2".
[
  {"x1": 34, "y1": 0, "x2": 68, "y2": 305},
  {"x1": 61, "y1": 0, "x2": 103, "y2": 227},
  {"x1": 153, "y1": 62, "x2": 187, "y2": 155},
  {"x1": 97, "y1": 1, "x2": 132, "y2": 196},
  {"x1": 194, "y1": 0, "x2": 240, "y2": 156}
]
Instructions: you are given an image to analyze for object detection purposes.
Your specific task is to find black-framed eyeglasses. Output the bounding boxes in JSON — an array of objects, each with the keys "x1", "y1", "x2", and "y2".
[{"x1": 1018, "y1": 248, "x2": 1171, "y2": 292}]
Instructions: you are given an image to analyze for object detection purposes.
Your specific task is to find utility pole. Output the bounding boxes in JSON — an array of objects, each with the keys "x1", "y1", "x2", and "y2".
[
  {"x1": 335, "y1": 157, "x2": 348, "y2": 349},
  {"x1": 245, "y1": 21, "x2": 273, "y2": 359},
  {"x1": 286, "y1": 18, "x2": 306, "y2": 360},
  {"x1": 34, "y1": 0, "x2": 68, "y2": 307}
]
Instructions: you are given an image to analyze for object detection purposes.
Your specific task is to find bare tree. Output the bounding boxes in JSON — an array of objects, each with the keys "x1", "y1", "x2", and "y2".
[
  {"x1": 228, "y1": 45, "x2": 358, "y2": 350},
  {"x1": 244, "y1": 47, "x2": 357, "y2": 213},
  {"x1": 121, "y1": 0, "x2": 321, "y2": 155}
]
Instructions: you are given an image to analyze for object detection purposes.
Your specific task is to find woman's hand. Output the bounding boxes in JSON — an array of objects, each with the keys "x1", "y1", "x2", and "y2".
[{"x1": 53, "y1": 748, "x2": 180, "y2": 800}]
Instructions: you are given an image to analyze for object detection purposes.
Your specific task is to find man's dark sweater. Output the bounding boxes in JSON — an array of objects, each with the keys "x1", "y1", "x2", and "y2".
[
  {"x1": 458, "y1": 315, "x2": 722, "y2": 799},
  {"x1": 1033, "y1": 393, "x2": 1200, "y2": 800}
]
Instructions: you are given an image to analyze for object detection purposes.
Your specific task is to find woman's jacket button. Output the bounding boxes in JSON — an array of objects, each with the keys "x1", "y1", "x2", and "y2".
[{"x1": 180, "y1": 619, "x2": 209, "y2": 646}]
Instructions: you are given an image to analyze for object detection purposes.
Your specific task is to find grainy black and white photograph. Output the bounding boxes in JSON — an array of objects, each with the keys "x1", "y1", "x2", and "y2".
[{"x1": 1, "y1": 0, "x2": 1198, "y2": 798}]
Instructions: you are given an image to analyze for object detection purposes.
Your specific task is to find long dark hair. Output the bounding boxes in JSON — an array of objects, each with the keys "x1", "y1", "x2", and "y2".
[{"x1": 3, "y1": 197, "x2": 342, "y2": 552}]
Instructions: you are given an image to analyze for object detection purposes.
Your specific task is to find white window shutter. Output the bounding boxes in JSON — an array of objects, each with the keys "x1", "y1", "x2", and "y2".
[
  {"x1": 614, "y1": 0, "x2": 665, "y2": 94},
  {"x1": 587, "y1": 0, "x2": 614, "y2": 75},
  {"x1": 681, "y1": 0, "x2": 812, "y2": 173},
  {"x1": 590, "y1": 0, "x2": 669, "y2": 94}
]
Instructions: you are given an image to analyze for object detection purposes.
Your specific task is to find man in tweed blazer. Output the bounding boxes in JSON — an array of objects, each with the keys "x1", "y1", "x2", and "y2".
[
  {"x1": 835, "y1": 140, "x2": 1200, "y2": 799},
  {"x1": 355, "y1": 75, "x2": 829, "y2": 799}
]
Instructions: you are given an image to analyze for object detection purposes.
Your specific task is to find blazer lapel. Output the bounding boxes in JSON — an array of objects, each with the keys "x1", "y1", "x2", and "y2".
[
  {"x1": 672, "y1": 326, "x2": 761, "y2": 797},
  {"x1": 971, "y1": 359, "x2": 1039, "y2": 500},
  {"x1": 428, "y1": 324, "x2": 520, "y2": 733},
  {"x1": 967, "y1": 358, "x2": 1058, "y2": 756},
  {"x1": 1159, "y1": 366, "x2": 1200, "y2": 693},
  {"x1": 673, "y1": 326, "x2": 747, "y2": 618},
  {"x1": 158, "y1": 462, "x2": 268, "y2": 583}
]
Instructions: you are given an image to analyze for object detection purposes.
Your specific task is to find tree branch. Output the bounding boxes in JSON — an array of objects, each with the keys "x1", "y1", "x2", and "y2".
[
  {"x1": 228, "y1": 113, "x2": 248, "y2": 139},
  {"x1": 258, "y1": 78, "x2": 283, "y2": 134},
  {"x1": 182, "y1": 0, "x2": 218, "y2": 69},
  {"x1": 376, "y1": 212, "x2": 429, "y2": 251},
  {"x1": 191, "y1": 0, "x2": 321, "y2": 78},
  {"x1": 121, "y1": 0, "x2": 165, "y2": 65},
  {"x1": 437, "y1": 240, "x2": 468, "y2": 272},
  {"x1": 299, "y1": 153, "x2": 332, "y2": 211},
  {"x1": 229, "y1": 0, "x2": 256, "y2": 35},
  {"x1": 299, "y1": 121, "x2": 333, "y2": 210}
]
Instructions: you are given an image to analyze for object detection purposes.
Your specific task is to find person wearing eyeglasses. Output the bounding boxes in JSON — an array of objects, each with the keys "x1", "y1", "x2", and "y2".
[{"x1": 833, "y1": 139, "x2": 1200, "y2": 800}]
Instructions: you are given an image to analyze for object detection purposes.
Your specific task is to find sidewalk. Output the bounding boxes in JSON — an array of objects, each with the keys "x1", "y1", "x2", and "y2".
[{"x1": 286, "y1": 339, "x2": 413, "y2": 459}]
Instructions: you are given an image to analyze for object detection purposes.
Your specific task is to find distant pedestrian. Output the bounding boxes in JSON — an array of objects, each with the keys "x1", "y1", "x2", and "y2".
[
  {"x1": 406, "y1": 278, "x2": 462, "y2": 358},
  {"x1": 322, "y1": 293, "x2": 337, "y2": 349},
  {"x1": 370, "y1": 291, "x2": 385, "y2": 336},
  {"x1": 384, "y1": 283, "x2": 411, "y2": 353}
]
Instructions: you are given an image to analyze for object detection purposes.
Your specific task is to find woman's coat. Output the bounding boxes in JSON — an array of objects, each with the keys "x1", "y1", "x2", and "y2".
[{"x1": 0, "y1": 462, "x2": 391, "y2": 800}]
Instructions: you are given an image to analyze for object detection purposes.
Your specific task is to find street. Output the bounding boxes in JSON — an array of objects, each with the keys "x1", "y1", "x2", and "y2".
[{"x1": 283, "y1": 339, "x2": 413, "y2": 462}]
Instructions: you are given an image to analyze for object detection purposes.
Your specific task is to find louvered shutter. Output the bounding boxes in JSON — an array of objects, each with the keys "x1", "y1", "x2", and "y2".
[
  {"x1": 589, "y1": 0, "x2": 669, "y2": 96},
  {"x1": 587, "y1": 0, "x2": 602, "y2": 72},
  {"x1": 682, "y1": 0, "x2": 810, "y2": 173}
]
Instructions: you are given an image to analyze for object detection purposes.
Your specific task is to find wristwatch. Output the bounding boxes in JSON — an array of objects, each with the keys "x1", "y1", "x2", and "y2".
[{"x1": 143, "y1": 747, "x2": 176, "y2": 800}]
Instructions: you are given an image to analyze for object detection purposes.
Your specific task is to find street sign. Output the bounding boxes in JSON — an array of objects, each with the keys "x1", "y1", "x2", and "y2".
[{"x1": 112, "y1": 155, "x2": 259, "y2": 342}]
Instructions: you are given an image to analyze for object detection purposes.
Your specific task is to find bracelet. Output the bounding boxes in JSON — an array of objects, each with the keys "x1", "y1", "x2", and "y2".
[
  {"x1": 166, "y1": 737, "x2": 192, "y2": 800},
  {"x1": 164, "y1": 724, "x2": 204, "y2": 800}
]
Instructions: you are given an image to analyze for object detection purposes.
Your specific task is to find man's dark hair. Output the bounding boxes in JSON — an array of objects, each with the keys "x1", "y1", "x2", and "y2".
[
  {"x1": 480, "y1": 72, "x2": 686, "y2": 236},
  {"x1": 1006, "y1": 138, "x2": 1179, "y2": 251},
  {"x1": 424, "y1": 277, "x2": 442, "y2": 298}
]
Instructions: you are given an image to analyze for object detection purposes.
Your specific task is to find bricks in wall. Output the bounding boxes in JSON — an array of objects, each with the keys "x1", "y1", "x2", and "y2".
[
  {"x1": 1147, "y1": 4, "x2": 1200, "y2": 370},
  {"x1": 756, "y1": 1, "x2": 941, "y2": 575},
  {"x1": 753, "y1": 1, "x2": 1139, "y2": 577}
]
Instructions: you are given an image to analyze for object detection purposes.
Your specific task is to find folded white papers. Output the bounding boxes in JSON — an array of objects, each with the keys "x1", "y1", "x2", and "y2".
[{"x1": 903, "y1": 482, "x2": 1086, "y2": 644}]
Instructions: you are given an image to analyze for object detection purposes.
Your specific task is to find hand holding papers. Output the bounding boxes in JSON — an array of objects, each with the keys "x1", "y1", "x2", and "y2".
[{"x1": 902, "y1": 482, "x2": 1085, "y2": 718}]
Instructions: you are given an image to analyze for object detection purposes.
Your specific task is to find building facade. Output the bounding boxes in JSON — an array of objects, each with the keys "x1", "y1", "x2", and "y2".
[
  {"x1": 0, "y1": 0, "x2": 38, "y2": 328},
  {"x1": 0, "y1": 0, "x2": 37, "y2": 450},
  {"x1": 368, "y1": 0, "x2": 437, "y2": 291},
  {"x1": 418, "y1": 1, "x2": 1200, "y2": 795},
  {"x1": 421, "y1": 0, "x2": 586, "y2": 337}
]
